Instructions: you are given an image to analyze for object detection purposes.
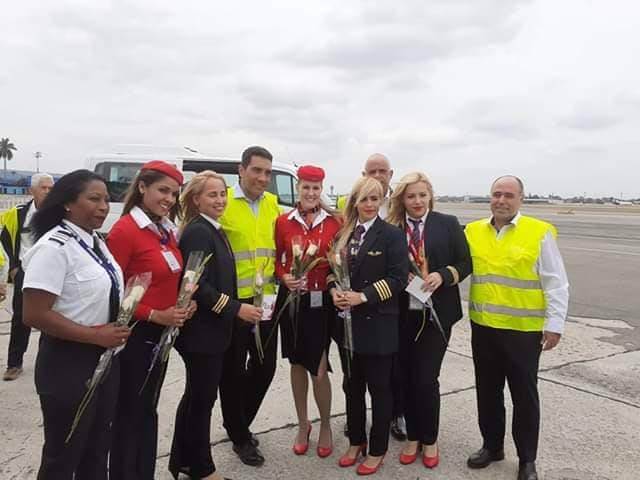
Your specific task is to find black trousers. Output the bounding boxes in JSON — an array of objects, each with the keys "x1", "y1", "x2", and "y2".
[
  {"x1": 110, "y1": 324, "x2": 168, "y2": 480},
  {"x1": 345, "y1": 351, "x2": 394, "y2": 457},
  {"x1": 7, "y1": 268, "x2": 30, "y2": 368},
  {"x1": 169, "y1": 351, "x2": 224, "y2": 478},
  {"x1": 219, "y1": 305, "x2": 278, "y2": 446},
  {"x1": 35, "y1": 337, "x2": 119, "y2": 480},
  {"x1": 399, "y1": 310, "x2": 451, "y2": 445},
  {"x1": 471, "y1": 322, "x2": 543, "y2": 463}
]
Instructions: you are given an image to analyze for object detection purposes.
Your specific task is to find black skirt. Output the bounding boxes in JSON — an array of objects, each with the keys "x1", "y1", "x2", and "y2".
[{"x1": 276, "y1": 287, "x2": 333, "y2": 376}]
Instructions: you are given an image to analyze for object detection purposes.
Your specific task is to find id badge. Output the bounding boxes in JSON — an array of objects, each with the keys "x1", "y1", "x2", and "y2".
[
  {"x1": 310, "y1": 290, "x2": 323, "y2": 309},
  {"x1": 261, "y1": 294, "x2": 277, "y2": 321},
  {"x1": 409, "y1": 294, "x2": 424, "y2": 311},
  {"x1": 162, "y1": 250, "x2": 181, "y2": 273}
]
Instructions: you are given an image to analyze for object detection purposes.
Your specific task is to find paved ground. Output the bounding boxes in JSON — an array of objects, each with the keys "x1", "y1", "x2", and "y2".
[{"x1": 1, "y1": 204, "x2": 639, "y2": 479}]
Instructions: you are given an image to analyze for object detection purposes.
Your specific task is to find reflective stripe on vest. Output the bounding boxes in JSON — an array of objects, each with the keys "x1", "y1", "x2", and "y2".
[
  {"x1": 220, "y1": 188, "x2": 280, "y2": 299},
  {"x1": 465, "y1": 215, "x2": 556, "y2": 332}
]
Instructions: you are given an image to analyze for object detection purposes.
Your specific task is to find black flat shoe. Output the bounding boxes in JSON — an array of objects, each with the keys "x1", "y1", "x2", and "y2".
[
  {"x1": 467, "y1": 447, "x2": 505, "y2": 469},
  {"x1": 390, "y1": 416, "x2": 407, "y2": 441},
  {"x1": 232, "y1": 442, "x2": 265, "y2": 467},
  {"x1": 518, "y1": 462, "x2": 538, "y2": 480}
]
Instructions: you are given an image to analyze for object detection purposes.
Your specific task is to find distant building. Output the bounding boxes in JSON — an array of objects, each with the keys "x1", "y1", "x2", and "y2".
[{"x1": 0, "y1": 169, "x2": 62, "y2": 194}]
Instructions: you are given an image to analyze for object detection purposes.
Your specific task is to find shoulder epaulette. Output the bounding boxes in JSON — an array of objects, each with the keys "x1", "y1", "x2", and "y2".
[{"x1": 48, "y1": 229, "x2": 74, "y2": 246}]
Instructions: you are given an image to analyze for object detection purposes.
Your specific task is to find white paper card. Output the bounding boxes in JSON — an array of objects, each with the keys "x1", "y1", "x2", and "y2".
[
  {"x1": 310, "y1": 290, "x2": 323, "y2": 308},
  {"x1": 405, "y1": 276, "x2": 433, "y2": 308},
  {"x1": 261, "y1": 294, "x2": 277, "y2": 321},
  {"x1": 409, "y1": 295, "x2": 424, "y2": 311},
  {"x1": 161, "y1": 250, "x2": 181, "y2": 273}
]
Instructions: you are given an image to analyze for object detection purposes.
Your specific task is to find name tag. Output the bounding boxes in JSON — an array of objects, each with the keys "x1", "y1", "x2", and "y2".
[
  {"x1": 310, "y1": 290, "x2": 323, "y2": 309},
  {"x1": 261, "y1": 294, "x2": 277, "y2": 321},
  {"x1": 162, "y1": 250, "x2": 181, "y2": 273}
]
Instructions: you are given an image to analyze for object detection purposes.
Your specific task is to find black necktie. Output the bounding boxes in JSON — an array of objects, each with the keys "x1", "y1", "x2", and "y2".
[
  {"x1": 93, "y1": 238, "x2": 119, "y2": 324},
  {"x1": 349, "y1": 225, "x2": 366, "y2": 272}
]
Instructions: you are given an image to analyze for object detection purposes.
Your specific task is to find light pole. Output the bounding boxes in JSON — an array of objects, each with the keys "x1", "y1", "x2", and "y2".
[{"x1": 34, "y1": 151, "x2": 42, "y2": 172}]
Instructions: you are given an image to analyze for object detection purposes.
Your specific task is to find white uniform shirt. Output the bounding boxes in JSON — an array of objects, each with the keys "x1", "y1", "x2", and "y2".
[
  {"x1": 19, "y1": 201, "x2": 37, "y2": 262},
  {"x1": 489, "y1": 212, "x2": 570, "y2": 334},
  {"x1": 22, "y1": 220, "x2": 124, "y2": 327}
]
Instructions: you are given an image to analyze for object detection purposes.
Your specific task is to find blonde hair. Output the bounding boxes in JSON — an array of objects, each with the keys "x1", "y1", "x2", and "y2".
[
  {"x1": 180, "y1": 170, "x2": 227, "y2": 229},
  {"x1": 387, "y1": 172, "x2": 435, "y2": 227},
  {"x1": 335, "y1": 176, "x2": 384, "y2": 252}
]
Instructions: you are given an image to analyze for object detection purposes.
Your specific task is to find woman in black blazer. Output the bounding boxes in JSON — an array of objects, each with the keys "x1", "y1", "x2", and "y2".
[
  {"x1": 169, "y1": 171, "x2": 262, "y2": 480},
  {"x1": 386, "y1": 171, "x2": 471, "y2": 470},
  {"x1": 330, "y1": 176, "x2": 408, "y2": 475}
]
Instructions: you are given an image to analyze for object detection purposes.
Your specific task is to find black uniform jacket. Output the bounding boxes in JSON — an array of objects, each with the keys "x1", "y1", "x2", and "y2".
[
  {"x1": 332, "y1": 217, "x2": 409, "y2": 356},
  {"x1": 400, "y1": 211, "x2": 472, "y2": 331},
  {"x1": 176, "y1": 215, "x2": 241, "y2": 355}
]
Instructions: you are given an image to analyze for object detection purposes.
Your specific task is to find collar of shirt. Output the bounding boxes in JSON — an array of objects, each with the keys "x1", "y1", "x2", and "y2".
[
  {"x1": 233, "y1": 183, "x2": 264, "y2": 202},
  {"x1": 24, "y1": 201, "x2": 37, "y2": 225},
  {"x1": 61, "y1": 219, "x2": 96, "y2": 245},
  {"x1": 130, "y1": 206, "x2": 178, "y2": 237},
  {"x1": 405, "y1": 210, "x2": 429, "y2": 228},
  {"x1": 200, "y1": 212, "x2": 222, "y2": 230},
  {"x1": 287, "y1": 208, "x2": 329, "y2": 230},
  {"x1": 356, "y1": 216, "x2": 377, "y2": 235},
  {"x1": 486, "y1": 211, "x2": 522, "y2": 237}
]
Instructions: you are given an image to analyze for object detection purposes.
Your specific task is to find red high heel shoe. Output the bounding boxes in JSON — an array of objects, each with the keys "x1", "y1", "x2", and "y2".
[
  {"x1": 317, "y1": 445, "x2": 333, "y2": 458},
  {"x1": 357, "y1": 455, "x2": 385, "y2": 475},
  {"x1": 399, "y1": 444, "x2": 422, "y2": 465},
  {"x1": 423, "y1": 446, "x2": 439, "y2": 468},
  {"x1": 292, "y1": 423, "x2": 312, "y2": 455},
  {"x1": 338, "y1": 443, "x2": 367, "y2": 467}
]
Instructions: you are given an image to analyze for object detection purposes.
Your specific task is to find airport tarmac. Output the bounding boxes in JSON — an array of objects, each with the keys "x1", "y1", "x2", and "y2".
[{"x1": 1, "y1": 204, "x2": 639, "y2": 479}]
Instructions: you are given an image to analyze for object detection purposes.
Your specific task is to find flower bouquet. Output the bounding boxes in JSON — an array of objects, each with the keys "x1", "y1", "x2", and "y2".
[
  {"x1": 408, "y1": 242, "x2": 447, "y2": 344},
  {"x1": 273, "y1": 236, "x2": 325, "y2": 347},
  {"x1": 140, "y1": 251, "x2": 211, "y2": 394},
  {"x1": 327, "y1": 244, "x2": 354, "y2": 377},
  {"x1": 66, "y1": 271, "x2": 152, "y2": 442}
]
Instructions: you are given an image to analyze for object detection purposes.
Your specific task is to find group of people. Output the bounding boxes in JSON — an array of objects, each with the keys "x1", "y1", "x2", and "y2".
[{"x1": 1, "y1": 147, "x2": 569, "y2": 480}]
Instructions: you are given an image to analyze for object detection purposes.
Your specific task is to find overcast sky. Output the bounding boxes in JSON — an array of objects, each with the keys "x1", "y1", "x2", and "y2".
[{"x1": 2, "y1": 0, "x2": 639, "y2": 197}]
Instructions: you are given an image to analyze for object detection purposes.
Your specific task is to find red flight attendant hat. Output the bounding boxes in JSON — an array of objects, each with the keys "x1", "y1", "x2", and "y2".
[
  {"x1": 297, "y1": 165, "x2": 325, "y2": 182},
  {"x1": 140, "y1": 160, "x2": 184, "y2": 185}
]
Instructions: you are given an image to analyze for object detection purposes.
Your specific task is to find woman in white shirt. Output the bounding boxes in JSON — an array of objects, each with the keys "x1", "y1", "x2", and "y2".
[{"x1": 22, "y1": 170, "x2": 128, "y2": 480}]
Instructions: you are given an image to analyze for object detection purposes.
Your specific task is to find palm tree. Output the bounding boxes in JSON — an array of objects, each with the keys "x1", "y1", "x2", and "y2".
[{"x1": 0, "y1": 137, "x2": 18, "y2": 178}]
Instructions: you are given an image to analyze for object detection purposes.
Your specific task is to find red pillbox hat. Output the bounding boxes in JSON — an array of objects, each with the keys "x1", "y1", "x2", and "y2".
[
  {"x1": 141, "y1": 160, "x2": 184, "y2": 185},
  {"x1": 297, "y1": 165, "x2": 325, "y2": 182}
]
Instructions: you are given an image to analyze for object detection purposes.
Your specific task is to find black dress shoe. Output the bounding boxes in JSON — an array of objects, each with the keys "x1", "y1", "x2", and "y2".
[
  {"x1": 390, "y1": 416, "x2": 407, "y2": 441},
  {"x1": 232, "y1": 442, "x2": 265, "y2": 467},
  {"x1": 467, "y1": 447, "x2": 505, "y2": 469},
  {"x1": 518, "y1": 462, "x2": 538, "y2": 480},
  {"x1": 249, "y1": 432, "x2": 260, "y2": 447}
]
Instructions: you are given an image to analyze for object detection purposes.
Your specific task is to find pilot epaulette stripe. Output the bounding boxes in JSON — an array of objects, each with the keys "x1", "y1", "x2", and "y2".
[
  {"x1": 48, "y1": 237, "x2": 65, "y2": 246},
  {"x1": 56, "y1": 230, "x2": 74, "y2": 237}
]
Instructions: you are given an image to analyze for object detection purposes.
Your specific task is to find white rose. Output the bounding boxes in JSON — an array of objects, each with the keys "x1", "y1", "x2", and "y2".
[
  {"x1": 255, "y1": 272, "x2": 264, "y2": 287},
  {"x1": 292, "y1": 244, "x2": 303, "y2": 258},
  {"x1": 183, "y1": 270, "x2": 197, "y2": 283},
  {"x1": 121, "y1": 285, "x2": 145, "y2": 311}
]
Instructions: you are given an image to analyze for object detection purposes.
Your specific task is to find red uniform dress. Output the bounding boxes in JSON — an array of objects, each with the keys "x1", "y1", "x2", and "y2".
[
  {"x1": 274, "y1": 208, "x2": 341, "y2": 375},
  {"x1": 106, "y1": 206, "x2": 183, "y2": 480}
]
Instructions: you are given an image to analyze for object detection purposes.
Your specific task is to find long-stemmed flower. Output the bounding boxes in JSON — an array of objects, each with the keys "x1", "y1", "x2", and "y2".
[
  {"x1": 327, "y1": 244, "x2": 354, "y2": 377},
  {"x1": 272, "y1": 236, "x2": 325, "y2": 348},
  {"x1": 66, "y1": 272, "x2": 152, "y2": 442},
  {"x1": 140, "y1": 251, "x2": 211, "y2": 394},
  {"x1": 253, "y1": 260, "x2": 267, "y2": 363},
  {"x1": 408, "y1": 243, "x2": 447, "y2": 344}
]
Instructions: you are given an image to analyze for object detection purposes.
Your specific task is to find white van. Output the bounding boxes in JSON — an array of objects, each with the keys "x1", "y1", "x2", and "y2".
[{"x1": 86, "y1": 145, "x2": 300, "y2": 232}]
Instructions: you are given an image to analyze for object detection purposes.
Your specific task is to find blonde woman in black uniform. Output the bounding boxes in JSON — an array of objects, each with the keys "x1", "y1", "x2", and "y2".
[
  {"x1": 330, "y1": 176, "x2": 408, "y2": 476},
  {"x1": 22, "y1": 170, "x2": 127, "y2": 479}
]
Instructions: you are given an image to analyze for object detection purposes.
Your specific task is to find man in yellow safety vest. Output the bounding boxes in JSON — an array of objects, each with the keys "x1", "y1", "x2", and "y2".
[
  {"x1": 464, "y1": 175, "x2": 569, "y2": 480},
  {"x1": 218, "y1": 146, "x2": 281, "y2": 467}
]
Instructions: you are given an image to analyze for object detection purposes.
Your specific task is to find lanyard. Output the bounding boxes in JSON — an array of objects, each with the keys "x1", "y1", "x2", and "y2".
[{"x1": 59, "y1": 223, "x2": 120, "y2": 296}]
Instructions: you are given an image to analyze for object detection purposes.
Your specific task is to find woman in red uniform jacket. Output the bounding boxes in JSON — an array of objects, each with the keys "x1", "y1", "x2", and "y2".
[
  {"x1": 274, "y1": 165, "x2": 341, "y2": 458},
  {"x1": 107, "y1": 161, "x2": 194, "y2": 480}
]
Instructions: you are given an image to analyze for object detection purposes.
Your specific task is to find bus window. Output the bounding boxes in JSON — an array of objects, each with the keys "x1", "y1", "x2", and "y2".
[
  {"x1": 274, "y1": 172, "x2": 295, "y2": 207},
  {"x1": 94, "y1": 162, "x2": 144, "y2": 202}
]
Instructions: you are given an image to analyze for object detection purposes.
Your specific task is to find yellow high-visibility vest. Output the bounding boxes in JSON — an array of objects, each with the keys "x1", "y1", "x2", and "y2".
[
  {"x1": 465, "y1": 215, "x2": 556, "y2": 332},
  {"x1": 336, "y1": 195, "x2": 347, "y2": 212},
  {"x1": 220, "y1": 188, "x2": 280, "y2": 299}
]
